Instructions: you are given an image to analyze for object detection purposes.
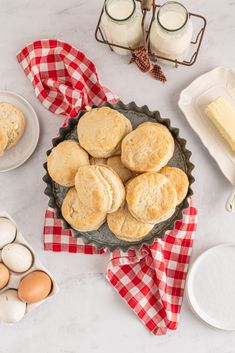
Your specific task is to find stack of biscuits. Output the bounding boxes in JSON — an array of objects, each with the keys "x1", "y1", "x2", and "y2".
[{"x1": 47, "y1": 107, "x2": 189, "y2": 243}]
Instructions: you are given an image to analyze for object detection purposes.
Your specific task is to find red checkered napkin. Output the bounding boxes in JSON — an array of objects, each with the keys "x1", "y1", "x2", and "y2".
[
  {"x1": 43, "y1": 207, "x2": 106, "y2": 254},
  {"x1": 16, "y1": 39, "x2": 118, "y2": 120},
  {"x1": 17, "y1": 40, "x2": 198, "y2": 335},
  {"x1": 107, "y1": 199, "x2": 197, "y2": 335}
]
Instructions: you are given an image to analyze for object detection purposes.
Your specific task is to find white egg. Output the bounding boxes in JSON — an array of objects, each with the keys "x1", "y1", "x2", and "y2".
[
  {"x1": 0, "y1": 289, "x2": 26, "y2": 323},
  {"x1": 1, "y1": 243, "x2": 33, "y2": 273},
  {"x1": 0, "y1": 218, "x2": 16, "y2": 249}
]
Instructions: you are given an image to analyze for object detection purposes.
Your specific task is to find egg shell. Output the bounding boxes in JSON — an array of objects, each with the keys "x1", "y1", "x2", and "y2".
[
  {"x1": 18, "y1": 271, "x2": 52, "y2": 304},
  {"x1": 0, "y1": 263, "x2": 10, "y2": 289},
  {"x1": 0, "y1": 289, "x2": 26, "y2": 323},
  {"x1": 0, "y1": 218, "x2": 16, "y2": 249},
  {"x1": 1, "y1": 243, "x2": 33, "y2": 273}
]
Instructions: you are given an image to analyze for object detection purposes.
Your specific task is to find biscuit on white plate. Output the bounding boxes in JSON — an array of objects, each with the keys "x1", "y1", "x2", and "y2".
[
  {"x1": 107, "y1": 155, "x2": 133, "y2": 183},
  {"x1": 75, "y1": 165, "x2": 125, "y2": 213},
  {"x1": 121, "y1": 124, "x2": 174, "y2": 173},
  {"x1": 0, "y1": 127, "x2": 8, "y2": 156},
  {"x1": 107, "y1": 204, "x2": 154, "y2": 242},
  {"x1": 47, "y1": 140, "x2": 89, "y2": 187},
  {"x1": 77, "y1": 107, "x2": 132, "y2": 158},
  {"x1": 90, "y1": 157, "x2": 107, "y2": 166},
  {"x1": 0, "y1": 102, "x2": 25, "y2": 150},
  {"x1": 160, "y1": 166, "x2": 189, "y2": 205},
  {"x1": 61, "y1": 188, "x2": 106, "y2": 232},
  {"x1": 126, "y1": 172, "x2": 177, "y2": 224}
]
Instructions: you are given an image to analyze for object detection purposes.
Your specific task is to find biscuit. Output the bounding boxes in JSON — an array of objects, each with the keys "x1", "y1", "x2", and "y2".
[
  {"x1": 0, "y1": 102, "x2": 26, "y2": 150},
  {"x1": 107, "y1": 155, "x2": 133, "y2": 183},
  {"x1": 121, "y1": 124, "x2": 174, "y2": 172},
  {"x1": 160, "y1": 166, "x2": 189, "y2": 205},
  {"x1": 107, "y1": 204, "x2": 154, "y2": 242},
  {"x1": 0, "y1": 127, "x2": 8, "y2": 156},
  {"x1": 47, "y1": 140, "x2": 89, "y2": 187},
  {"x1": 137, "y1": 121, "x2": 174, "y2": 139},
  {"x1": 154, "y1": 205, "x2": 176, "y2": 224},
  {"x1": 75, "y1": 165, "x2": 125, "y2": 213},
  {"x1": 126, "y1": 172, "x2": 177, "y2": 224},
  {"x1": 77, "y1": 107, "x2": 132, "y2": 158},
  {"x1": 61, "y1": 188, "x2": 106, "y2": 231},
  {"x1": 137, "y1": 122, "x2": 175, "y2": 154},
  {"x1": 90, "y1": 157, "x2": 107, "y2": 166}
]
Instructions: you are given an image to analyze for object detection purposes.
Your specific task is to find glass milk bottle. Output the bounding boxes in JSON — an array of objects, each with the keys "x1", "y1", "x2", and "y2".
[
  {"x1": 150, "y1": 1, "x2": 193, "y2": 62},
  {"x1": 101, "y1": 0, "x2": 144, "y2": 55}
]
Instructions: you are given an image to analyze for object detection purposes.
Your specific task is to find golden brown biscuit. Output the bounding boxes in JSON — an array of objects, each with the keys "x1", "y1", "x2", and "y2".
[
  {"x1": 0, "y1": 127, "x2": 8, "y2": 156},
  {"x1": 121, "y1": 125, "x2": 174, "y2": 173},
  {"x1": 75, "y1": 165, "x2": 125, "y2": 213},
  {"x1": 137, "y1": 121, "x2": 174, "y2": 140},
  {"x1": 126, "y1": 172, "x2": 177, "y2": 224},
  {"x1": 160, "y1": 166, "x2": 189, "y2": 205},
  {"x1": 137, "y1": 122, "x2": 175, "y2": 158},
  {"x1": 61, "y1": 188, "x2": 106, "y2": 231},
  {"x1": 154, "y1": 205, "x2": 176, "y2": 224},
  {"x1": 47, "y1": 140, "x2": 89, "y2": 187},
  {"x1": 107, "y1": 204, "x2": 154, "y2": 242},
  {"x1": 0, "y1": 102, "x2": 25, "y2": 150},
  {"x1": 107, "y1": 155, "x2": 133, "y2": 183},
  {"x1": 77, "y1": 107, "x2": 132, "y2": 158}
]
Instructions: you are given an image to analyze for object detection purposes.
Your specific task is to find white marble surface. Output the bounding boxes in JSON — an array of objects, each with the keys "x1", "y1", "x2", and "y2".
[{"x1": 0, "y1": 0, "x2": 235, "y2": 352}]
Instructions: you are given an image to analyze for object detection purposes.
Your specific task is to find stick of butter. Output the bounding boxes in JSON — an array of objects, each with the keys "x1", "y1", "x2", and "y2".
[{"x1": 205, "y1": 96, "x2": 235, "y2": 152}]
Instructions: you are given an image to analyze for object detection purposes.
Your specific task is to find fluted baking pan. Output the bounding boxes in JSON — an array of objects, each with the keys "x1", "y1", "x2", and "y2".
[{"x1": 43, "y1": 101, "x2": 194, "y2": 252}]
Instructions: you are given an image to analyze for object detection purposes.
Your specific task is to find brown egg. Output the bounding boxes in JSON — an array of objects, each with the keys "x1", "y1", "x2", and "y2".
[
  {"x1": 0, "y1": 263, "x2": 10, "y2": 289},
  {"x1": 18, "y1": 271, "x2": 52, "y2": 303}
]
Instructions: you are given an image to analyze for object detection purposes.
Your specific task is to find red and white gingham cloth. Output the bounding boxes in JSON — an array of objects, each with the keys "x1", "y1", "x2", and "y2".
[
  {"x1": 17, "y1": 40, "x2": 198, "y2": 335},
  {"x1": 16, "y1": 39, "x2": 118, "y2": 120}
]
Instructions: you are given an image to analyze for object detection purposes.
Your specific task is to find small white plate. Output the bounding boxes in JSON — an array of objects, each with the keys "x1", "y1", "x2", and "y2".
[
  {"x1": 0, "y1": 90, "x2": 39, "y2": 172},
  {"x1": 186, "y1": 244, "x2": 235, "y2": 330},
  {"x1": 178, "y1": 67, "x2": 235, "y2": 186}
]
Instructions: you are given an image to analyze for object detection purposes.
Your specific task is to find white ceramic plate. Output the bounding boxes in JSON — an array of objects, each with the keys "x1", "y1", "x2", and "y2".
[
  {"x1": 186, "y1": 244, "x2": 235, "y2": 330},
  {"x1": 178, "y1": 67, "x2": 235, "y2": 186},
  {"x1": 0, "y1": 91, "x2": 39, "y2": 172}
]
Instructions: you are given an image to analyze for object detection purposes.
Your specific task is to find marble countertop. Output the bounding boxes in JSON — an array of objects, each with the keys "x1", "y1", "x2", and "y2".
[{"x1": 0, "y1": 0, "x2": 235, "y2": 352}]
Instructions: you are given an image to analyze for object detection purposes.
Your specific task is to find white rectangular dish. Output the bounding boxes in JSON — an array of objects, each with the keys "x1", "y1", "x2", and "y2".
[
  {"x1": 178, "y1": 67, "x2": 235, "y2": 186},
  {"x1": 0, "y1": 211, "x2": 59, "y2": 325}
]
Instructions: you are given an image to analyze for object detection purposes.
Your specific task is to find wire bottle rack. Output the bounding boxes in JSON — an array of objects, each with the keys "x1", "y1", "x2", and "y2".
[{"x1": 95, "y1": 0, "x2": 207, "y2": 67}]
